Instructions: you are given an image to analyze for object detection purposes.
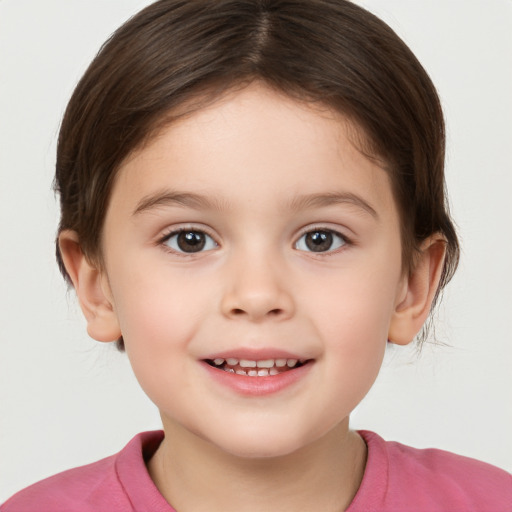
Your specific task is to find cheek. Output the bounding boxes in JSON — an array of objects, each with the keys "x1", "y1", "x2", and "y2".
[
  {"x1": 307, "y1": 260, "x2": 400, "y2": 340},
  {"x1": 305, "y1": 259, "x2": 399, "y2": 387},
  {"x1": 109, "y1": 262, "x2": 213, "y2": 357},
  {"x1": 108, "y1": 268, "x2": 210, "y2": 407},
  {"x1": 324, "y1": 297, "x2": 388, "y2": 385}
]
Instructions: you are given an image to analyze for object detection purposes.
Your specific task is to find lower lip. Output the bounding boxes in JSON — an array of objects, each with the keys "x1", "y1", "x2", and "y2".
[{"x1": 200, "y1": 361, "x2": 313, "y2": 396}]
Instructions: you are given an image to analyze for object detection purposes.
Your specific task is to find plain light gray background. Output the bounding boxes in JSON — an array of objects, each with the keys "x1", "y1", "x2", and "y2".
[{"x1": 1, "y1": 0, "x2": 511, "y2": 502}]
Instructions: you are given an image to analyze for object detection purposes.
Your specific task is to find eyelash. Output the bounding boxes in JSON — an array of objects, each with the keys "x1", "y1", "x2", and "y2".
[
  {"x1": 157, "y1": 226, "x2": 352, "y2": 255},
  {"x1": 294, "y1": 227, "x2": 352, "y2": 255},
  {"x1": 158, "y1": 227, "x2": 219, "y2": 255}
]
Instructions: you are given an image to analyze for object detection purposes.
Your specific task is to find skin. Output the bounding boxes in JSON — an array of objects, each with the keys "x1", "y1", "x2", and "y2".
[{"x1": 60, "y1": 83, "x2": 446, "y2": 512}]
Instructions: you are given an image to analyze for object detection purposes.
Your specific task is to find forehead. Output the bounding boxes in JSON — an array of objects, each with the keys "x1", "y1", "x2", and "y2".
[{"x1": 110, "y1": 83, "x2": 396, "y2": 219}]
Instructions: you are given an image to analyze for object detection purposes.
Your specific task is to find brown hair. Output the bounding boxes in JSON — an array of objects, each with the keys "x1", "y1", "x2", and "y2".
[{"x1": 55, "y1": 0, "x2": 459, "y2": 349}]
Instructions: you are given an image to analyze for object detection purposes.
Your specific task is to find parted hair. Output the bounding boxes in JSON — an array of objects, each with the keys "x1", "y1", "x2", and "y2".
[{"x1": 55, "y1": 0, "x2": 459, "y2": 348}]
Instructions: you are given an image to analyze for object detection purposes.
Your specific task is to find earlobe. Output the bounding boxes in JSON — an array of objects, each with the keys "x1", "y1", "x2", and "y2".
[
  {"x1": 58, "y1": 230, "x2": 122, "y2": 343},
  {"x1": 388, "y1": 235, "x2": 447, "y2": 345}
]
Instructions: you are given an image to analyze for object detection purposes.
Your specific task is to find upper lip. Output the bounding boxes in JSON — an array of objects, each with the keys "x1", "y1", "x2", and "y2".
[{"x1": 202, "y1": 348, "x2": 311, "y2": 362}]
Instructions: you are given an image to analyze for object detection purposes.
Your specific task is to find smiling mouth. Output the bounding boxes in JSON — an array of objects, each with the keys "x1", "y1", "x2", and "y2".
[{"x1": 205, "y1": 357, "x2": 310, "y2": 377}]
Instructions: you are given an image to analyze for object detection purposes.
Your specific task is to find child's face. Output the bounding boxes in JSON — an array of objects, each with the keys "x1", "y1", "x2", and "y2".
[{"x1": 100, "y1": 84, "x2": 407, "y2": 458}]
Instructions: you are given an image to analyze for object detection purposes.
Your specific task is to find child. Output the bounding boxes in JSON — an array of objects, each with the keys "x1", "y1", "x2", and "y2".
[{"x1": 2, "y1": 0, "x2": 511, "y2": 510}]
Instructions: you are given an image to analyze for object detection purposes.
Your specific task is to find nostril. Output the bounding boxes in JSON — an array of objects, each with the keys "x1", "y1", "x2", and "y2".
[{"x1": 230, "y1": 307, "x2": 283, "y2": 317}]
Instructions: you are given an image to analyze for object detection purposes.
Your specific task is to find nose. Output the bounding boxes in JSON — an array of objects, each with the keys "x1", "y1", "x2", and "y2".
[{"x1": 220, "y1": 250, "x2": 295, "y2": 322}]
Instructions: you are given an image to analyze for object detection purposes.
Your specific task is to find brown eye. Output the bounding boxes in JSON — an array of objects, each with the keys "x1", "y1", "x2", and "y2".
[
  {"x1": 164, "y1": 230, "x2": 217, "y2": 253},
  {"x1": 295, "y1": 230, "x2": 346, "y2": 253}
]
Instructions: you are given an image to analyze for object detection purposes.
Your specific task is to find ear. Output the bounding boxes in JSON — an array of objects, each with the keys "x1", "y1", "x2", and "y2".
[
  {"x1": 58, "y1": 230, "x2": 122, "y2": 343},
  {"x1": 388, "y1": 235, "x2": 447, "y2": 345}
]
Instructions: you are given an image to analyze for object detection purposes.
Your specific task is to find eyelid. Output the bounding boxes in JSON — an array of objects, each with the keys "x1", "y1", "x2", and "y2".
[
  {"x1": 158, "y1": 222, "x2": 218, "y2": 239},
  {"x1": 294, "y1": 225, "x2": 352, "y2": 253},
  {"x1": 157, "y1": 224, "x2": 220, "y2": 252}
]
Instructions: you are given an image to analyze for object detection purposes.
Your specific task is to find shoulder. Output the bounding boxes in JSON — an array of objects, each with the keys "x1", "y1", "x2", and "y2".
[
  {"x1": 1, "y1": 431, "x2": 167, "y2": 512},
  {"x1": 353, "y1": 430, "x2": 512, "y2": 512},
  {"x1": 1, "y1": 453, "x2": 120, "y2": 512}
]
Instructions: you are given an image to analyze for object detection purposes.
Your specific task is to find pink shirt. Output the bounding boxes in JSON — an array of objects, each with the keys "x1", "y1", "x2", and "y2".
[{"x1": 3, "y1": 430, "x2": 511, "y2": 511}]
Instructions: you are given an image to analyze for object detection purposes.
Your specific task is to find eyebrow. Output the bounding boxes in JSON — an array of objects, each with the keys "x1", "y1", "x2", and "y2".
[
  {"x1": 288, "y1": 192, "x2": 378, "y2": 219},
  {"x1": 133, "y1": 190, "x2": 229, "y2": 216},
  {"x1": 133, "y1": 189, "x2": 378, "y2": 219}
]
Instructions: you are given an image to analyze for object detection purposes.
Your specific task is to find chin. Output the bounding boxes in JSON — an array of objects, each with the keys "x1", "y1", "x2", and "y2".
[
  {"x1": 205, "y1": 425, "x2": 320, "y2": 460},
  {"x1": 220, "y1": 438, "x2": 303, "y2": 459}
]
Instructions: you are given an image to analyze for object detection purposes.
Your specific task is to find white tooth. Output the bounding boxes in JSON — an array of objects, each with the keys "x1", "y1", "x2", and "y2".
[
  {"x1": 275, "y1": 359, "x2": 287, "y2": 367},
  {"x1": 248, "y1": 370, "x2": 258, "y2": 377},
  {"x1": 240, "y1": 359, "x2": 257, "y2": 368},
  {"x1": 226, "y1": 368, "x2": 235, "y2": 373},
  {"x1": 236, "y1": 370, "x2": 247, "y2": 376},
  {"x1": 256, "y1": 359, "x2": 274, "y2": 368},
  {"x1": 214, "y1": 358, "x2": 225, "y2": 365},
  {"x1": 287, "y1": 359, "x2": 298, "y2": 367},
  {"x1": 269, "y1": 368, "x2": 279, "y2": 376},
  {"x1": 257, "y1": 369, "x2": 269, "y2": 376},
  {"x1": 226, "y1": 358, "x2": 239, "y2": 366}
]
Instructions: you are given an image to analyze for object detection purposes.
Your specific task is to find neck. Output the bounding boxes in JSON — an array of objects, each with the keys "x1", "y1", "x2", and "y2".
[{"x1": 148, "y1": 419, "x2": 367, "y2": 512}]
